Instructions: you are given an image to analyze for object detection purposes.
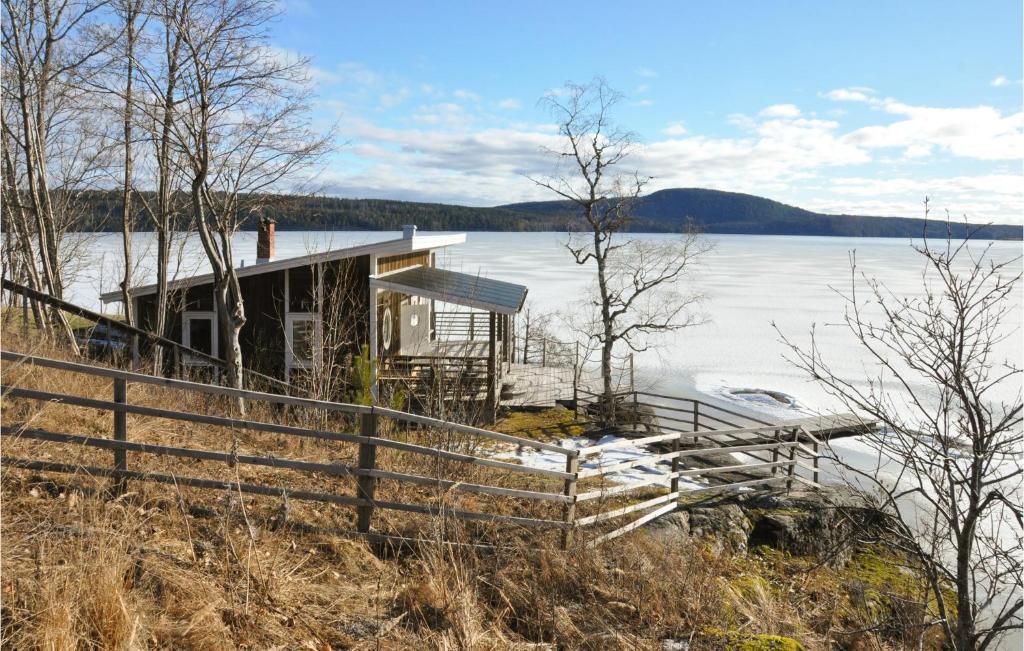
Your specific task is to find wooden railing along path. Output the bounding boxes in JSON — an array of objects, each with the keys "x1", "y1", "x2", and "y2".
[{"x1": 1, "y1": 351, "x2": 821, "y2": 548}]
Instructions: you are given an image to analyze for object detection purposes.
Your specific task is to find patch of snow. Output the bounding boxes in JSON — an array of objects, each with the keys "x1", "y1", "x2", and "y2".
[{"x1": 497, "y1": 433, "x2": 708, "y2": 490}]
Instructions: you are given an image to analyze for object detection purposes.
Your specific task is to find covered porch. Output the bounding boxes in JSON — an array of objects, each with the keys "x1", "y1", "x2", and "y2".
[{"x1": 369, "y1": 265, "x2": 527, "y2": 419}]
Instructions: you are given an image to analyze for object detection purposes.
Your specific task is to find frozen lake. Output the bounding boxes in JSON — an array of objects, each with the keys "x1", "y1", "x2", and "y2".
[{"x1": 63, "y1": 229, "x2": 1023, "y2": 421}]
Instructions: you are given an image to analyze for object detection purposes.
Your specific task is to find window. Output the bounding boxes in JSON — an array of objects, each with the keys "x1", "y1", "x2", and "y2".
[
  {"x1": 286, "y1": 313, "x2": 321, "y2": 370},
  {"x1": 182, "y1": 311, "x2": 217, "y2": 364}
]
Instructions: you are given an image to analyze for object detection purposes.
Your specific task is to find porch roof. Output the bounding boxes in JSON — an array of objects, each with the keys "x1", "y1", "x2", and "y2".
[{"x1": 370, "y1": 266, "x2": 527, "y2": 315}]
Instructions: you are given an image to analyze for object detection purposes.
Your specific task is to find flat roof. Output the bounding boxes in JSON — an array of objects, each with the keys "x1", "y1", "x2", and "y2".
[
  {"x1": 100, "y1": 232, "x2": 466, "y2": 303},
  {"x1": 370, "y1": 265, "x2": 527, "y2": 315}
]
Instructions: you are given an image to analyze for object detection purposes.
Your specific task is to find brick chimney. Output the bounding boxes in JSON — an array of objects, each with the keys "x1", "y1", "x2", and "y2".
[{"x1": 257, "y1": 217, "x2": 276, "y2": 262}]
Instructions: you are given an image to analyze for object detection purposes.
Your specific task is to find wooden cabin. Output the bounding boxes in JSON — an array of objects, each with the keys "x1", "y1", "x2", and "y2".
[{"x1": 100, "y1": 222, "x2": 527, "y2": 414}]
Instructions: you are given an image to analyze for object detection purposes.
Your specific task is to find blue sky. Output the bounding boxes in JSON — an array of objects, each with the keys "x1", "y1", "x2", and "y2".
[{"x1": 272, "y1": 0, "x2": 1023, "y2": 224}]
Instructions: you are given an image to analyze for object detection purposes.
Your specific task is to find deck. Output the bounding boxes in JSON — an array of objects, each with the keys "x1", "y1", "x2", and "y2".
[{"x1": 501, "y1": 363, "x2": 601, "y2": 408}]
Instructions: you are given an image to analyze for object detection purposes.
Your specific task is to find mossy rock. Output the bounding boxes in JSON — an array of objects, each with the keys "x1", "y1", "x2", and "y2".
[{"x1": 736, "y1": 634, "x2": 806, "y2": 651}]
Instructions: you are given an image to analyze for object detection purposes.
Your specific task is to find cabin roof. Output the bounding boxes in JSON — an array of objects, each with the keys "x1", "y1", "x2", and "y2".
[
  {"x1": 100, "y1": 232, "x2": 467, "y2": 303},
  {"x1": 370, "y1": 265, "x2": 528, "y2": 315}
]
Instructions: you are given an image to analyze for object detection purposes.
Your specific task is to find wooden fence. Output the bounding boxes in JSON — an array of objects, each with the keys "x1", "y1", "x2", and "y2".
[
  {"x1": 2, "y1": 278, "x2": 289, "y2": 391},
  {"x1": 0, "y1": 351, "x2": 821, "y2": 548}
]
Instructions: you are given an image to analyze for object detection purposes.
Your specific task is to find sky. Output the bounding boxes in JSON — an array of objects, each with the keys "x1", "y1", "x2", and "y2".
[{"x1": 271, "y1": 0, "x2": 1023, "y2": 224}]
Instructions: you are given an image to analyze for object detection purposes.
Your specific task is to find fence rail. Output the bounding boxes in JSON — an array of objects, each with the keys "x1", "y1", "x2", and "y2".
[{"x1": 1, "y1": 350, "x2": 821, "y2": 549}]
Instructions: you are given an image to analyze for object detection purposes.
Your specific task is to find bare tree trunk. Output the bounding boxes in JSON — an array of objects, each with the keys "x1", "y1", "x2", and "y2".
[{"x1": 119, "y1": 0, "x2": 140, "y2": 325}]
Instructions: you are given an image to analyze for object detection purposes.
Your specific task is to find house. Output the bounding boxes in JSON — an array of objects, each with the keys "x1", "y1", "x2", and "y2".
[{"x1": 100, "y1": 221, "x2": 528, "y2": 413}]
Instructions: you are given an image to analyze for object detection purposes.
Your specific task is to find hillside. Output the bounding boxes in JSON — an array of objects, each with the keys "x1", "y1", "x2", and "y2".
[
  {"x1": 1, "y1": 329, "x2": 949, "y2": 650},
  {"x1": 69, "y1": 188, "x2": 1022, "y2": 239},
  {"x1": 500, "y1": 188, "x2": 1023, "y2": 240}
]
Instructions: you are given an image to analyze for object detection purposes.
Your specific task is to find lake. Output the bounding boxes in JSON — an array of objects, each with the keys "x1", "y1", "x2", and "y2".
[{"x1": 63, "y1": 229, "x2": 1023, "y2": 422}]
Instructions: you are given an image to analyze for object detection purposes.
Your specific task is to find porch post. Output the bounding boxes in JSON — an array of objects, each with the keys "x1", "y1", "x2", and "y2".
[
  {"x1": 486, "y1": 311, "x2": 497, "y2": 421},
  {"x1": 368, "y1": 282, "x2": 378, "y2": 401}
]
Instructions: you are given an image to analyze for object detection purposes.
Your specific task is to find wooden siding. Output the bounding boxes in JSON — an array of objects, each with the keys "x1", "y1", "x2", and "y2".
[
  {"x1": 134, "y1": 255, "x2": 374, "y2": 390},
  {"x1": 377, "y1": 251, "x2": 429, "y2": 274}
]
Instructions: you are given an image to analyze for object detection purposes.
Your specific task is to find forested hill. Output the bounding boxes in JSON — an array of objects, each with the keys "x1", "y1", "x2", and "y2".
[
  {"x1": 71, "y1": 189, "x2": 1022, "y2": 240},
  {"x1": 500, "y1": 188, "x2": 1023, "y2": 240}
]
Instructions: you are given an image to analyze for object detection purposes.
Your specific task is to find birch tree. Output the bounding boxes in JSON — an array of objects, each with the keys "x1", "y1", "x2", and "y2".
[{"x1": 533, "y1": 78, "x2": 709, "y2": 422}]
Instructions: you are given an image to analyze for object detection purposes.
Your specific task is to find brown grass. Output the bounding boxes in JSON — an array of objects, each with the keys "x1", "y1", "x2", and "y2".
[{"x1": 1, "y1": 328, "x2": 931, "y2": 649}]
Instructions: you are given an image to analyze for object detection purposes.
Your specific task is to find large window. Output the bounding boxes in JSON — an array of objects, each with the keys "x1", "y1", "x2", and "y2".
[{"x1": 182, "y1": 311, "x2": 217, "y2": 364}]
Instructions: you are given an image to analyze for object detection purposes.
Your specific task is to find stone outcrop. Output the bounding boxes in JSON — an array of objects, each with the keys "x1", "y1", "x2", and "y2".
[{"x1": 646, "y1": 484, "x2": 875, "y2": 567}]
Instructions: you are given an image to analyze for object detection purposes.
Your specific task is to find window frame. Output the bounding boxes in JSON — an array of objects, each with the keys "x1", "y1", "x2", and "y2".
[
  {"x1": 182, "y1": 310, "x2": 218, "y2": 365},
  {"x1": 285, "y1": 312, "x2": 322, "y2": 372}
]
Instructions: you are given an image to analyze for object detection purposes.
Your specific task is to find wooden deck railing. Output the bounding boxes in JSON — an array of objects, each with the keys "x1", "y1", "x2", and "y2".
[
  {"x1": 569, "y1": 388, "x2": 822, "y2": 545},
  {"x1": 0, "y1": 351, "x2": 821, "y2": 549}
]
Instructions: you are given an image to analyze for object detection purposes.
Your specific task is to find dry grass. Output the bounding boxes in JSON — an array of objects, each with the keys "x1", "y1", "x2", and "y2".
[{"x1": 1, "y1": 328, "x2": 934, "y2": 649}]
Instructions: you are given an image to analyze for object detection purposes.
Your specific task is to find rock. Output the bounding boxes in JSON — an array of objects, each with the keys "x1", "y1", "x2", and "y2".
[
  {"x1": 661, "y1": 640, "x2": 690, "y2": 651},
  {"x1": 742, "y1": 485, "x2": 877, "y2": 567},
  {"x1": 687, "y1": 503, "x2": 753, "y2": 553},
  {"x1": 643, "y1": 485, "x2": 878, "y2": 566},
  {"x1": 646, "y1": 511, "x2": 690, "y2": 545}
]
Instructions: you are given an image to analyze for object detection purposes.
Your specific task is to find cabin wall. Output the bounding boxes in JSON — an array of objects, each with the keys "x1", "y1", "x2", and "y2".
[
  {"x1": 238, "y1": 270, "x2": 286, "y2": 378},
  {"x1": 375, "y1": 251, "x2": 432, "y2": 358}
]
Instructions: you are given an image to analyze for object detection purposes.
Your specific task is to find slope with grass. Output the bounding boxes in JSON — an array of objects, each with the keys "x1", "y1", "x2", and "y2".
[{"x1": 0, "y1": 328, "x2": 953, "y2": 649}]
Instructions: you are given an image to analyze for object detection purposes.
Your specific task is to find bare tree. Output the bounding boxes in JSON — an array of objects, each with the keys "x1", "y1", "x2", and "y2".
[
  {"x1": 778, "y1": 208, "x2": 1022, "y2": 650},
  {"x1": 116, "y1": 0, "x2": 143, "y2": 325},
  {"x1": 129, "y1": 0, "x2": 187, "y2": 372},
  {"x1": 532, "y1": 77, "x2": 709, "y2": 422},
  {"x1": 1, "y1": 0, "x2": 119, "y2": 349},
  {"x1": 169, "y1": 0, "x2": 329, "y2": 400}
]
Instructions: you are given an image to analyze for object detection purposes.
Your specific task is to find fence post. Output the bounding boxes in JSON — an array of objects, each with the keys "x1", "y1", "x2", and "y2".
[
  {"x1": 560, "y1": 452, "x2": 579, "y2": 549},
  {"x1": 812, "y1": 440, "x2": 820, "y2": 485},
  {"x1": 541, "y1": 338, "x2": 546, "y2": 367},
  {"x1": 786, "y1": 429, "x2": 797, "y2": 492},
  {"x1": 632, "y1": 385, "x2": 640, "y2": 433},
  {"x1": 522, "y1": 311, "x2": 530, "y2": 363},
  {"x1": 771, "y1": 429, "x2": 780, "y2": 477},
  {"x1": 469, "y1": 312, "x2": 475, "y2": 341},
  {"x1": 692, "y1": 401, "x2": 700, "y2": 445},
  {"x1": 21, "y1": 292, "x2": 29, "y2": 338},
  {"x1": 671, "y1": 431, "x2": 681, "y2": 498},
  {"x1": 629, "y1": 353, "x2": 635, "y2": 394},
  {"x1": 355, "y1": 409, "x2": 379, "y2": 534},
  {"x1": 572, "y1": 341, "x2": 580, "y2": 422},
  {"x1": 112, "y1": 378, "x2": 128, "y2": 495}
]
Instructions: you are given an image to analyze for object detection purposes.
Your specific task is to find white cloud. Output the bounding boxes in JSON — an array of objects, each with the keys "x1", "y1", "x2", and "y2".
[
  {"x1": 496, "y1": 98, "x2": 521, "y2": 110},
  {"x1": 823, "y1": 88, "x2": 873, "y2": 102},
  {"x1": 808, "y1": 173, "x2": 1024, "y2": 223},
  {"x1": 312, "y1": 85, "x2": 1022, "y2": 223},
  {"x1": 844, "y1": 100, "x2": 1024, "y2": 160},
  {"x1": 411, "y1": 102, "x2": 473, "y2": 128},
  {"x1": 759, "y1": 103, "x2": 802, "y2": 118},
  {"x1": 991, "y1": 76, "x2": 1010, "y2": 87},
  {"x1": 662, "y1": 121, "x2": 687, "y2": 136},
  {"x1": 635, "y1": 66, "x2": 658, "y2": 78},
  {"x1": 632, "y1": 99, "x2": 654, "y2": 107},
  {"x1": 635, "y1": 84, "x2": 649, "y2": 94}
]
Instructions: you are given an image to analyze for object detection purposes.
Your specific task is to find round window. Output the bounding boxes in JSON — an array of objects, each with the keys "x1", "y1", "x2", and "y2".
[{"x1": 381, "y1": 307, "x2": 393, "y2": 350}]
